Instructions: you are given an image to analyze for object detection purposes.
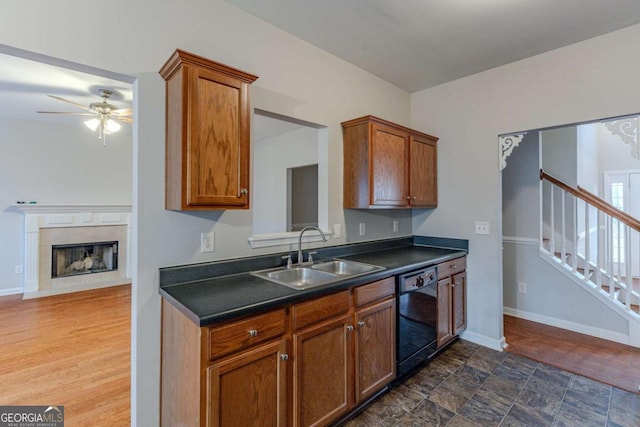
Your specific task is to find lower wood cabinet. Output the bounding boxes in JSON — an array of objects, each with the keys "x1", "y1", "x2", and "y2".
[
  {"x1": 293, "y1": 313, "x2": 351, "y2": 427},
  {"x1": 207, "y1": 339, "x2": 288, "y2": 427},
  {"x1": 436, "y1": 257, "x2": 467, "y2": 348},
  {"x1": 354, "y1": 298, "x2": 395, "y2": 402},
  {"x1": 161, "y1": 277, "x2": 395, "y2": 427}
]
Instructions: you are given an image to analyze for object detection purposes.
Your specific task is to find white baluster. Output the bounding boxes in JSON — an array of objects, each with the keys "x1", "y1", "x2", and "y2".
[
  {"x1": 550, "y1": 186, "x2": 555, "y2": 256},
  {"x1": 625, "y1": 224, "x2": 632, "y2": 311},
  {"x1": 584, "y1": 202, "x2": 590, "y2": 282},
  {"x1": 572, "y1": 196, "x2": 578, "y2": 272},
  {"x1": 608, "y1": 215, "x2": 615, "y2": 299},
  {"x1": 561, "y1": 189, "x2": 566, "y2": 264},
  {"x1": 596, "y1": 209, "x2": 602, "y2": 287}
]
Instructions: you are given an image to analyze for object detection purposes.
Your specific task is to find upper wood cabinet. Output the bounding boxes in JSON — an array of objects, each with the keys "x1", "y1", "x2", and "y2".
[
  {"x1": 342, "y1": 115, "x2": 438, "y2": 209},
  {"x1": 160, "y1": 49, "x2": 258, "y2": 210}
]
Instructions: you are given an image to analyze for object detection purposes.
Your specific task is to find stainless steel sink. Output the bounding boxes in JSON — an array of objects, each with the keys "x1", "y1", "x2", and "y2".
[
  {"x1": 260, "y1": 267, "x2": 338, "y2": 289},
  {"x1": 311, "y1": 259, "x2": 381, "y2": 276},
  {"x1": 252, "y1": 259, "x2": 385, "y2": 290}
]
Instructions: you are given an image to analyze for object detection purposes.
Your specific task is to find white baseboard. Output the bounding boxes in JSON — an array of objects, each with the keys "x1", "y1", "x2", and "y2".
[
  {"x1": 459, "y1": 330, "x2": 506, "y2": 351},
  {"x1": 22, "y1": 280, "x2": 130, "y2": 300},
  {"x1": 0, "y1": 287, "x2": 23, "y2": 297},
  {"x1": 503, "y1": 307, "x2": 630, "y2": 345}
]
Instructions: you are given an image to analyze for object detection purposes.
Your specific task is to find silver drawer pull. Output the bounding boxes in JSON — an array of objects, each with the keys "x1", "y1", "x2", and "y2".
[
  {"x1": 248, "y1": 329, "x2": 258, "y2": 337},
  {"x1": 280, "y1": 353, "x2": 289, "y2": 361},
  {"x1": 451, "y1": 265, "x2": 457, "y2": 268},
  {"x1": 358, "y1": 321, "x2": 365, "y2": 328},
  {"x1": 346, "y1": 325, "x2": 354, "y2": 331}
]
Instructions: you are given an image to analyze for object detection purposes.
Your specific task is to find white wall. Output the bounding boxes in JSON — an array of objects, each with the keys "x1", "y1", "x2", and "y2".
[
  {"x1": 411, "y1": 23, "x2": 640, "y2": 350},
  {"x1": 0, "y1": 1, "x2": 412, "y2": 425},
  {"x1": 0, "y1": 116, "x2": 131, "y2": 295}
]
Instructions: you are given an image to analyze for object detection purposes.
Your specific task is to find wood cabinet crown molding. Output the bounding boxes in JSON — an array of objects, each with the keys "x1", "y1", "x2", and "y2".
[
  {"x1": 341, "y1": 115, "x2": 438, "y2": 142},
  {"x1": 159, "y1": 49, "x2": 258, "y2": 84}
]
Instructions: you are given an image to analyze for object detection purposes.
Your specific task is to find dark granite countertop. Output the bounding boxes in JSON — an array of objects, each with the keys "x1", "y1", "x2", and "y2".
[{"x1": 159, "y1": 236, "x2": 467, "y2": 327}]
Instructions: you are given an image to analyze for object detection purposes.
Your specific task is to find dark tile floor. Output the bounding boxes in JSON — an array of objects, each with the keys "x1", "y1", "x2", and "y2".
[{"x1": 344, "y1": 340, "x2": 640, "y2": 427}]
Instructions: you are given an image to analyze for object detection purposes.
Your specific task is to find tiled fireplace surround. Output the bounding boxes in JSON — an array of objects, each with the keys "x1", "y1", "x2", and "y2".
[{"x1": 18, "y1": 205, "x2": 131, "y2": 299}]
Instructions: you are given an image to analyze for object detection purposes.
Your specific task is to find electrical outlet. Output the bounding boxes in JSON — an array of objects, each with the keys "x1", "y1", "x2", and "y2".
[
  {"x1": 14, "y1": 265, "x2": 23, "y2": 274},
  {"x1": 333, "y1": 224, "x2": 342, "y2": 239},
  {"x1": 359, "y1": 222, "x2": 366, "y2": 236},
  {"x1": 201, "y1": 232, "x2": 214, "y2": 253},
  {"x1": 518, "y1": 282, "x2": 527, "y2": 293},
  {"x1": 393, "y1": 220, "x2": 399, "y2": 233},
  {"x1": 475, "y1": 221, "x2": 490, "y2": 235}
]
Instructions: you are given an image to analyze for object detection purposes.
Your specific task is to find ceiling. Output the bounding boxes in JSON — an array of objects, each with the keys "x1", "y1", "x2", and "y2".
[
  {"x1": 0, "y1": 52, "x2": 132, "y2": 130},
  {"x1": 226, "y1": 0, "x2": 640, "y2": 92}
]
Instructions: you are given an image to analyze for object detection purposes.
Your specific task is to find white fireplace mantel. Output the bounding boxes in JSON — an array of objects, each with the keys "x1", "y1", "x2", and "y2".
[{"x1": 17, "y1": 204, "x2": 132, "y2": 298}]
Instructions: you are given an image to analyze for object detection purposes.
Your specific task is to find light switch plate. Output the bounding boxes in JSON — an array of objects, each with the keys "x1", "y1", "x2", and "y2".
[{"x1": 359, "y1": 222, "x2": 366, "y2": 236}]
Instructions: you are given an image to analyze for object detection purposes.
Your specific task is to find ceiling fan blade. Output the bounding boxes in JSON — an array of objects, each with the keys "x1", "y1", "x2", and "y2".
[
  {"x1": 113, "y1": 116, "x2": 133, "y2": 124},
  {"x1": 112, "y1": 108, "x2": 133, "y2": 116},
  {"x1": 37, "y1": 111, "x2": 97, "y2": 116},
  {"x1": 47, "y1": 94, "x2": 92, "y2": 111}
]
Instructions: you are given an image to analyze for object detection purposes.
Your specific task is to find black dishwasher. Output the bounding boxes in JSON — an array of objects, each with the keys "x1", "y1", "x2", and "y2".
[{"x1": 396, "y1": 267, "x2": 438, "y2": 379}]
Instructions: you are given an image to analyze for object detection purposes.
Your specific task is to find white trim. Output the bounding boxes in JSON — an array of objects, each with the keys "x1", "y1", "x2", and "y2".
[
  {"x1": 459, "y1": 330, "x2": 506, "y2": 351},
  {"x1": 14, "y1": 204, "x2": 132, "y2": 214},
  {"x1": 0, "y1": 287, "x2": 23, "y2": 297},
  {"x1": 248, "y1": 230, "x2": 333, "y2": 249},
  {"x1": 503, "y1": 308, "x2": 630, "y2": 345},
  {"x1": 23, "y1": 281, "x2": 129, "y2": 300},
  {"x1": 538, "y1": 247, "x2": 640, "y2": 320},
  {"x1": 502, "y1": 236, "x2": 539, "y2": 246}
]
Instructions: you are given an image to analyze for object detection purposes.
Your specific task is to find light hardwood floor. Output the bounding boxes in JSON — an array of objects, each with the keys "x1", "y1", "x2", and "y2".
[
  {"x1": 504, "y1": 314, "x2": 640, "y2": 394},
  {"x1": 0, "y1": 284, "x2": 130, "y2": 425}
]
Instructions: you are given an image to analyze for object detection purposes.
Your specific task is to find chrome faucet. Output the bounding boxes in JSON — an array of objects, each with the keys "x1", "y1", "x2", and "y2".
[{"x1": 297, "y1": 226, "x2": 327, "y2": 265}]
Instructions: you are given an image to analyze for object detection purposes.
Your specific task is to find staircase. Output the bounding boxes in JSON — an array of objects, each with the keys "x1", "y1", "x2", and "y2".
[{"x1": 540, "y1": 170, "x2": 640, "y2": 347}]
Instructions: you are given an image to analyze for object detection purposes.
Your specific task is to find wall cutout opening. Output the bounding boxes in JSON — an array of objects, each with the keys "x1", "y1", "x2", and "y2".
[{"x1": 250, "y1": 109, "x2": 329, "y2": 247}]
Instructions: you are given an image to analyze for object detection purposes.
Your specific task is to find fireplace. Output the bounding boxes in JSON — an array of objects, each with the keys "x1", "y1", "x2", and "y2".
[
  {"x1": 51, "y1": 241, "x2": 118, "y2": 278},
  {"x1": 16, "y1": 204, "x2": 131, "y2": 298}
]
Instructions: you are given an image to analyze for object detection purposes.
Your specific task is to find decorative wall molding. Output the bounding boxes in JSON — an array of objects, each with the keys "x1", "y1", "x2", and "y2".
[
  {"x1": 604, "y1": 116, "x2": 639, "y2": 160},
  {"x1": 499, "y1": 133, "x2": 525, "y2": 171}
]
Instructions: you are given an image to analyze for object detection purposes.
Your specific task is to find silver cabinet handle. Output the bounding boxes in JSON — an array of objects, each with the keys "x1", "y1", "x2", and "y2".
[
  {"x1": 451, "y1": 265, "x2": 457, "y2": 269},
  {"x1": 280, "y1": 354, "x2": 289, "y2": 361},
  {"x1": 240, "y1": 188, "x2": 248, "y2": 195},
  {"x1": 248, "y1": 329, "x2": 258, "y2": 337},
  {"x1": 358, "y1": 321, "x2": 365, "y2": 328},
  {"x1": 346, "y1": 325, "x2": 354, "y2": 331}
]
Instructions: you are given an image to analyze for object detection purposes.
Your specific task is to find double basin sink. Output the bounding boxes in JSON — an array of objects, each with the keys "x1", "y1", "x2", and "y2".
[{"x1": 251, "y1": 259, "x2": 385, "y2": 290}]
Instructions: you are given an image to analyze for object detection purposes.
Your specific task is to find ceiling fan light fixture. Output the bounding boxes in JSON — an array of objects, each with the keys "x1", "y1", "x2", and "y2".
[
  {"x1": 84, "y1": 118, "x2": 100, "y2": 131},
  {"x1": 104, "y1": 118, "x2": 121, "y2": 134}
]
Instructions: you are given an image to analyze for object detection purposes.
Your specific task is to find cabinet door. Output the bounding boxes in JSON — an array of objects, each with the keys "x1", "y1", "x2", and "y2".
[
  {"x1": 207, "y1": 339, "x2": 288, "y2": 427},
  {"x1": 293, "y1": 315, "x2": 352, "y2": 427},
  {"x1": 370, "y1": 122, "x2": 409, "y2": 206},
  {"x1": 452, "y1": 271, "x2": 467, "y2": 335},
  {"x1": 354, "y1": 298, "x2": 395, "y2": 402},
  {"x1": 409, "y1": 134, "x2": 437, "y2": 207},
  {"x1": 187, "y1": 66, "x2": 250, "y2": 208},
  {"x1": 436, "y1": 278, "x2": 454, "y2": 347}
]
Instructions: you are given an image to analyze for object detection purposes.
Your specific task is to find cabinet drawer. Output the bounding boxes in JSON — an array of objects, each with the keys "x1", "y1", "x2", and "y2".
[
  {"x1": 437, "y1": 257, "x2": 466, "y2": 278},
  {"x1": 207, "y1": 309, "x2": 286, "y2": 360},
  {"x1": 354, "y1": 277, "x2": 395, "y2": 307},
  {"x1": 292, "y1": 291, "x2": 350, "y2": 331}
]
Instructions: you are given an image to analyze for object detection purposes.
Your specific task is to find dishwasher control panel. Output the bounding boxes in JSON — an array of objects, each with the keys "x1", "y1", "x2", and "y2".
[{"x1": 398, "y1": 267, "x2": 437, "y2": 294}]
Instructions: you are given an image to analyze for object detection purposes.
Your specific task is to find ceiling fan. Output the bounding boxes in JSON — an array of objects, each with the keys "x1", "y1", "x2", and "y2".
[{"x1": 37, "y1": 89, "x2": 133, "y2": 145}]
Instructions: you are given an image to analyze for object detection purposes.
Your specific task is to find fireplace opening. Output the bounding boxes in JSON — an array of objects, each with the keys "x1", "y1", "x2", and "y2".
[{"x1": 51, "y1": 241, "x2": 118, "y2": 278}]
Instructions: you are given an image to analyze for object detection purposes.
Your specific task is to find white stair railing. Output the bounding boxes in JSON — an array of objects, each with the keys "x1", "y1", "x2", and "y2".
[{"x1": 540, "y1": 170, "x2": 640, "y2": 318}]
